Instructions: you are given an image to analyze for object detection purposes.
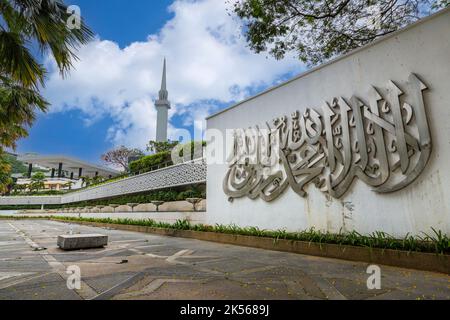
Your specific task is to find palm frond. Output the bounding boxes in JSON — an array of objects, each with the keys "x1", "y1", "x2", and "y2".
[{"x1": 0, "y1": 30, "x2": 45, "y2": 87}]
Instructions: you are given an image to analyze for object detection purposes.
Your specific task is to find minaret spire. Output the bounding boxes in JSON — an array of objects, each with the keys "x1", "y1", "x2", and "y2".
[
  {"x1": 155, "y1": 58, "x2": 170, "y2": 142},
  {"x1": 159, "y1": 58, "x2": 168, "y2": 101}
]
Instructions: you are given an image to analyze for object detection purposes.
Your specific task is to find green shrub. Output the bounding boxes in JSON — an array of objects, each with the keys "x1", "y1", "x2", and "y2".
[
  {"x1": 176, "y1": 189, "x2": 203, "y2": 200},
  {"x1": 174, "y1": 141, "x2": 206, "y2": 159},
  {"x1": 77, "y1": 174, "x2": 129, "y2": 190},
  {"x1": 10, "y1": 190, "x2": 67, "y2": 196},
  {"x1": 129, "y1": 151, "x2": 172, "y2": 174}
]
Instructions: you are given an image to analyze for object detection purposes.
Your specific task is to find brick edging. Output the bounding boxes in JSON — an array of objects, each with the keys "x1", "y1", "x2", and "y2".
[{"x1": 52, "y1": 219, "x2": 449, "y2": 274}]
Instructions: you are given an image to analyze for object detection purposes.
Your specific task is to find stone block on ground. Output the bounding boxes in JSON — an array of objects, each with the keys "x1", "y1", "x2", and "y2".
[
  {"x1": 101, "y1": 206, "x2": 112, "y2": 213},
  {"x1": 198, "y1": 199, "x2": 207, "y2": 211},
  {"x1": 57, "y1": 234, "x2": 108, "y2": 250},
  {"x1": 135, "y1": 203, "x2": 157, "y2": 212},
  {"x1": 117, "y1": 205, "x2": 132, "y2": 212},
  {"x1": 159, "y1": 201, "x2": 193, "y2": 212}
]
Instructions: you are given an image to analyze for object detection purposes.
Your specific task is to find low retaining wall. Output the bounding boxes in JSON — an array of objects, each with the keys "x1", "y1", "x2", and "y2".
[
  {"x1": 14, "y1": 199, "x2": 207, "y2": 214},
  {"x1": 53, "y1": 219, "x2": 450, "y2": 274}
]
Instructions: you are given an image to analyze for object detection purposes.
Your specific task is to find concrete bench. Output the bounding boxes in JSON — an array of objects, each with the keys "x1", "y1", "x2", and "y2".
[{"x1": 57, "y1": 234, "x2": 108, "y2": 251}]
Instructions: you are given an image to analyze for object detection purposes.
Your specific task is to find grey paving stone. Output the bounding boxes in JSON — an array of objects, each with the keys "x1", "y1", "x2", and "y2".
[
  {"x1": 0, "y1": 273, "x2": 81, "y2": 300},
  {"x1": 0, "y1": 219, "x2": 448, "y2": 300},
  {"x1": 84, "y1": 272, "x2": 136, "y2": 294}
]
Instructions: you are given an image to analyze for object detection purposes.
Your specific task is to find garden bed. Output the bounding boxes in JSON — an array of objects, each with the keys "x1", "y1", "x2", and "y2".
[{"x1": 49, "y1": 217, "x2": 450, "y2": 274}]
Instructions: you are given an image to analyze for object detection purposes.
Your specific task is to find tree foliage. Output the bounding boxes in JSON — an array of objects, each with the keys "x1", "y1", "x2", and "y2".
[
  {"x1": 28, "y1": 171, "x2": 45, "y2": 191},
  {"x1": 0, "y1": 0, "x2": 93, "y2": 150},
  {"x1": 101, "y1": 146, "x2": 144, "y2": 171},
  {"x1": 2, "y1": 152, "x2": 26, "y2": 173},
  {"x1": 31, "y1": 171, "x2": 45, "y2": 181},
  {"x1": 146, "y1": 140, "x2": 179, "y2": 153},
  {"x1": 0, "y1": 152, "x2": 12, "y2": 194},
  {"x1": 129, "y1": 151, "x2": 172, "y2": 174},
  {"x1": 232, "y1": 0, "x2": 449, "y2": 65},
  {"x1": 0, "y1": 75, "x2": 48, "y2": 149},
  {"x1": 80, "y1": 175, "x2": 91, "y2": 188},
  {"x1": 172, "y1": 141, "x2": 206, "y2": 163}
]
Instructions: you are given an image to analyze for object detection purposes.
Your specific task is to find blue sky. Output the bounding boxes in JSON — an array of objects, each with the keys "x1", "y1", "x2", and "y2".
[{"x1": 16, "y1": 0, "x2": 302, "y2": 165}]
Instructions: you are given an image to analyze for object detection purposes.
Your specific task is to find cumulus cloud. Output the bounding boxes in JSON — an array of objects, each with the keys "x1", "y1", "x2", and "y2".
[{"x1": 43, "y1": 0, "x2": 302, "y2": 149}]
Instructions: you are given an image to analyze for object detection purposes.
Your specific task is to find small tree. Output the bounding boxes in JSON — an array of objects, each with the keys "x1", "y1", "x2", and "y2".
[
  {"x1": 172, "y1": 141, "x2": 206, "y2": 163},
  {"x1": 12, "y1": 183, "x2": 26, "y2": 194},
  {"x1": 91, "y1": 175, "x2": 104, "y2": 185},
  {"x1": 30, "y1": 172, "x2": 45, "y2": 192},
  {"x1": 31, "y1": 172, "x2": 46, "y2": 181},
  {"x1": 63, "y1": 181, "x2": 74, "y2": 190},
  {"x1": 101, "y1": 146, "x2": 144, "y2": 171},
  {"x1": 146, "y1": 140, "x2": 179, "y2": 154},
  {"x1": 80, "y1": 176, "x2": 91, "y2": 188}
]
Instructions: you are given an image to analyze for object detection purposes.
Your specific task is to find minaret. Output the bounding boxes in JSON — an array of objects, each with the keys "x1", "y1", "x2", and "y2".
[{"x1": 155, "y1": 58, "x2": 170, "y2": 142}]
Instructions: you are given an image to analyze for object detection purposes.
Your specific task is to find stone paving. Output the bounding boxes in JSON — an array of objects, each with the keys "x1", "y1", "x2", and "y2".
[{"x1": 0, "y1": 219, "x2": 448, "y2": 300}]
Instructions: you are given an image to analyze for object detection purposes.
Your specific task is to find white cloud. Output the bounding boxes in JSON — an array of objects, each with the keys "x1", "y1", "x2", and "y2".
[{"x1": 43, "y1": 0, "x2": 302, "y2": 149}]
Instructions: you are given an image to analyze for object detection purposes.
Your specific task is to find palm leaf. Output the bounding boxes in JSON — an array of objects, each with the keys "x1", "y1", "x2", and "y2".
[
  {"x1": 0, "y1": 31, "x2": 44, "y2": 87},
  {"x1": 0, "y1": 0, "x2": 93, "y2": 149}
]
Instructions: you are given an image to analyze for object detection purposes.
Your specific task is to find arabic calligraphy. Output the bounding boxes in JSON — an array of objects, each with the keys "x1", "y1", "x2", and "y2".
[{"x1": 223, "y1": 73, "x2": 432, "y2": 202}]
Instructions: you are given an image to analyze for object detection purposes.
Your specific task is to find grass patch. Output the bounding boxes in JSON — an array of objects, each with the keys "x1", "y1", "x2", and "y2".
[{"x1": 39, "y1": 216, "x2": 450, "y2": 255}]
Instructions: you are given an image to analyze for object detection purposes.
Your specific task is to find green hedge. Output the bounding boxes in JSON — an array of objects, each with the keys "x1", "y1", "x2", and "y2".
[
  {"x1": 46, "y1": 217, "x2": 450, "y2": 255},
  {"x1": 129, "y1": 151, "x2": 171, "y2": 174},
  {"x1": 175, "y1": 141, "x2": 206, "y2": 158},
  {"x1": 10, "y1": 190, "x2": 67, "y2": 196},
  {"x1": 128, "y1": 141, "x2": 206, "y2": 174},
  {"x1": 0, "y1": 205, "x2": 42, "y2": 210}
]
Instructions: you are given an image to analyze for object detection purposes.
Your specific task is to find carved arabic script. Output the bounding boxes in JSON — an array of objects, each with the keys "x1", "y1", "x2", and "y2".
[{"x1": 224, "y1": 73, "x2": 432, "y2": 202}]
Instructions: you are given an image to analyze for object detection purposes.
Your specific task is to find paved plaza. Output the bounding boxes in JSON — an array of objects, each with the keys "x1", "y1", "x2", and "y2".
[{"x1": 0, "y1": 219, "x2": 448, "y2": 300}]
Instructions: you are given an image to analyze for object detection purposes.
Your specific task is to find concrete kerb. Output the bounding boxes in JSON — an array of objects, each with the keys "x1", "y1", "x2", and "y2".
[{"x1": 50, "y1": 218, "x2": 450, "y2": 275}]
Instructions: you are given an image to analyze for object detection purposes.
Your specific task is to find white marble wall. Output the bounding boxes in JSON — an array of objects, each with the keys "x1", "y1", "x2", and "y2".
[{"x1": 206, "y1": 9, "x2": 450, "y2": 237}]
